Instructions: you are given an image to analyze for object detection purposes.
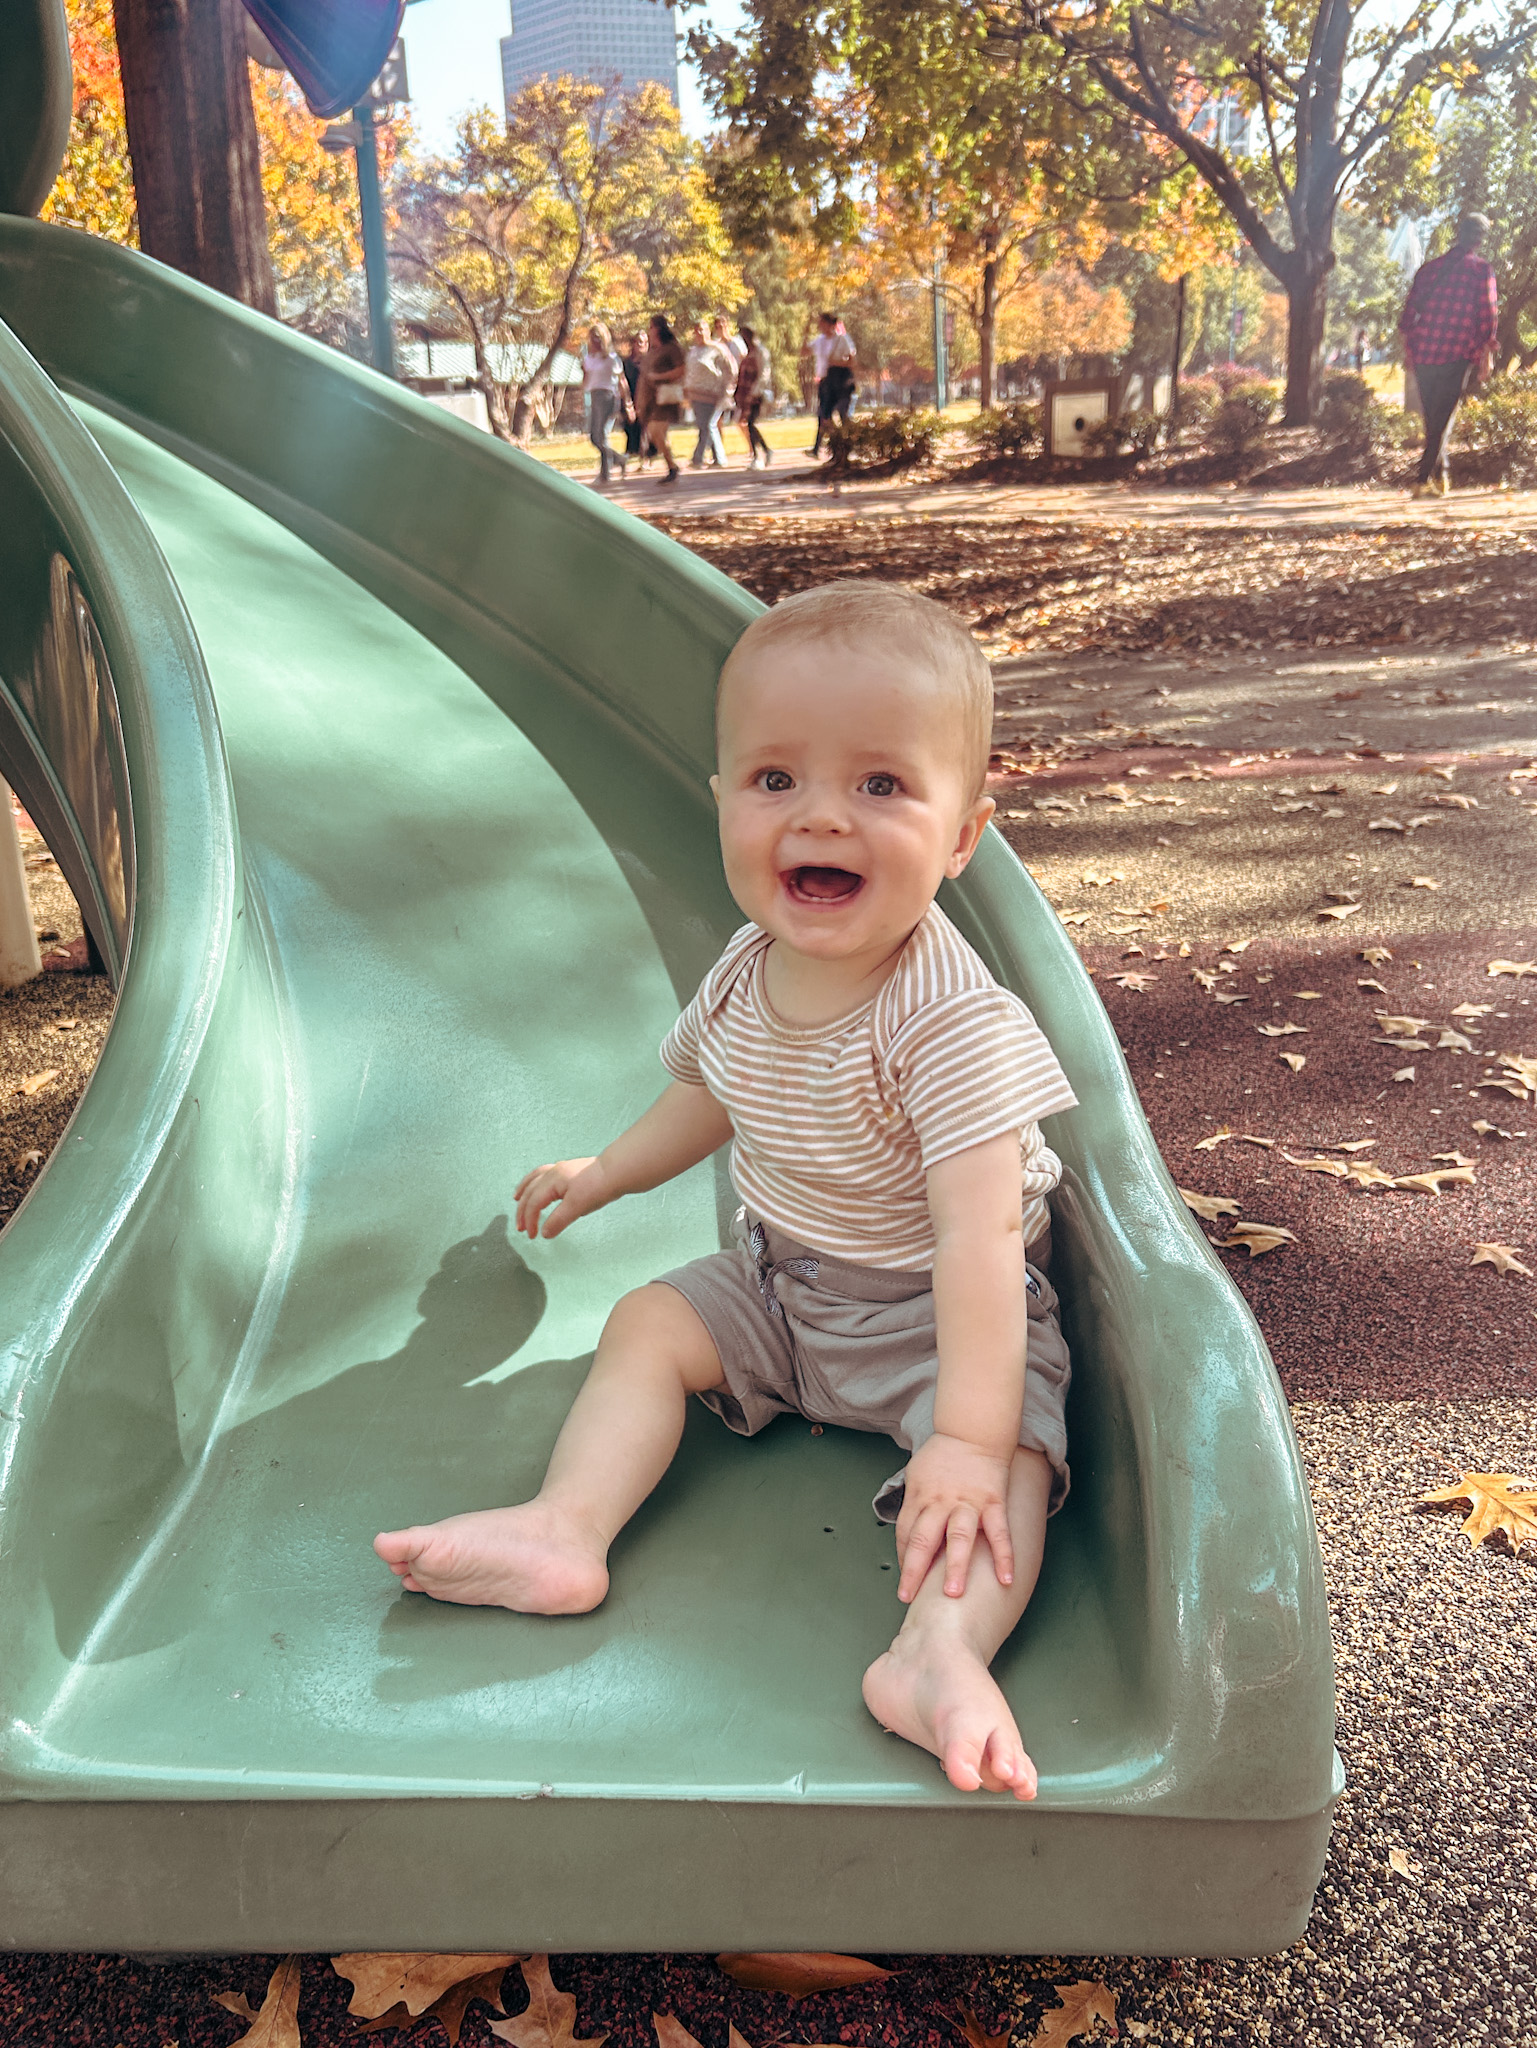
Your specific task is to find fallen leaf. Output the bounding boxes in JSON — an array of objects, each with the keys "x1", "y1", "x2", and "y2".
[
  {"x1": 1406, "y1": 875, "x2": 1440, "y2": 889},
  {"x1": 49, "y1": 1017, "x2": 79, "y2": 1031},
  {"x1": 1375, "y1": 1036, "x2": 1430, "y2": 1050},
  {"x1": 1109, "y1": 971, "x2": 1157, "y2": 990},
  {"x1": 1488, "y1": 959, "x2": 1537, "y2": 978},
  {"x1": 1194, "y1": 1127, "x2": 1233, "y2": 1151},
  {"x1": 1328, "y1": 1139, "x2": 1378, "y2": 1152},
  {"x1": 1370, "y1": 781, "x2": 1399, "y2": 796},
  {"x1": 1470, "y1": 1242, "x2": 1534, "y2": 1277},
  {"x1": 1437, "y1": 1029, "x2": 1475, "y2": 1052},
  {"x1": 1318, "y1": 902, "x2": 1362, "y2": 920},
  {"x1": 1471, "y1": 1119, "x2": 1519, "y2": 1138},
  {"x1": 1281, "y1": 1151, "x2": 1349, "y2": 1177},
  {"x1": 1452, "y1": 1002, "x2": 1494, "y2": 1018},
  {"x1": 715, "y1": 1954, "x2": 893, "y2": 1999},
  {"x1": 1177, "y1": 940, "x2": 1192, "y2": 956},
  {"x1": 1421, "y1": 1471, "x2": 1537, "y2": 1551},
  {"x1": 1238, "y1": 1133, "x2": 1276, "y2": 1147},
  {"x1": 1215, "y1": 1220, "x2": 1297, "y2": 1257},
  {"x1": 1081, "y1": 870, "x2": 1125, "y2": 887},
  {"x1": 653, "y1": 2021, "x2": 705, "y2": 2048},
  {"x1": 954, "y1": 2011, "x2": 1012, "y2": 2048},
  {"x1": 1432, "y1": 1151, "x2": 1475, "y2": 1166},
  {"x1": 1179, "y1": 1188, "x2": 1242, "y2": 1221},
  {"x1": 1293, "y1": 990, "x2": 1323, "y2": 1000},
  {"x1": 222, "y1": 1958, "x2": 301, "y2": 2048},
  {"x1": 1376, "y1": 1014, "x2": 1431, "y2": 1037},
  {"x1": 1030, "y1": 1981, "x2": 1118, "y2": 2048},
  {"x1": 490, "y1": 1958, "x2": 606, "y2": 2048},
  {"x1": 1257, "y1": 1022, "x2": 1308, "y2": 1037},
  {"x1": 1502, "y1": 1053, "x2": 1537, "y2": 1087},
  {"x1": 1388, "y1": 1848, "x2": 1416, "y2": 1880},
  {"x1": 1222, "y1": 938, "x2": 1251, "y2": 953},
  {"x1": 1360, "y1": 947, "x2": 1393, "y2": 965},
  {"x1": 1428, "y1": 764, "x2": 1457, "y2": 780},
  {"x1": 1358, "y1": 978, "x2": 1388, "y2": 993},
  {"x1": 14, "y1": 1148, "x2": 43, "y2": 1175},
  {"x1": 1057, "y1": 910, "x2": 1092, "y2": 927},
  {"x1": 1393, "y1": 1066, "x2": 1416, "y2": 1083},
  {"x1": 1393, "y1": 1166, "x2": 1476, "y2": 1192},
  {"x1": 15, "y1": 1069, "x2": 60, "y2": 1097},
  {"x1": 1280, "y1": 1052, "x2": 1307, "y2": 1071},
  {"x1": 1190, "y1": 967, "x2": 1218, "y2": 990},
  {"x1": 1478, "y1": 1078, "x2": 1531, "y2": 1100},
  {"x1": 1431, "y1": 792, "x2": 1479, "y2": 809},
  {"x1": 335, "y1": 1956, "x2": 522, "y2": 2021},
  {"x1": 1368, "y1": 816, "x2": 1404, "y2": 832},
  {"x1": 1343, "y1": 1161, "x2": 1398, "y2": 1188},
  {"x1": 1213, "y1": 990, "x2": 1250, "y2": 1005},
  {"x1": 213, "y1": 1991, "x2": 261, "y2": 2023}
]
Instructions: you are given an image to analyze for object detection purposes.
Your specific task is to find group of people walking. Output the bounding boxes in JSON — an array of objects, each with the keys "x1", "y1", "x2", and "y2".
[{"x1": 579, "y1": 308, "x2": 858, "y2": 485}]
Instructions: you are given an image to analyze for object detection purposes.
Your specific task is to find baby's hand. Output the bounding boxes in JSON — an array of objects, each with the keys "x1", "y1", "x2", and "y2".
[
  {"x1": 896, "y1": 1432, "x2": 1015, "y2": 1602},
  {"x1": 514, "y1": 1156, "x2": 614, "y2": 1240}
]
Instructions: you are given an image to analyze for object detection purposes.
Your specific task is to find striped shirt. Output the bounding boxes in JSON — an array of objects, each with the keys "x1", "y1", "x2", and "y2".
[{"x1": 660, "y1": 904, "x2": 1077, "y2": 1270}]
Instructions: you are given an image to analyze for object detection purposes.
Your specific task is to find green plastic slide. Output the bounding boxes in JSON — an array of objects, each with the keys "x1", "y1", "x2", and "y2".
[{"x1": 0, "y1": 216, "x2": 1338, "y2": 1955}]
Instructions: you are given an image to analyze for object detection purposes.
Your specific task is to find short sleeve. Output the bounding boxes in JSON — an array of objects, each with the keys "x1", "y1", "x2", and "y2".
[
  {"x1": 886, "y1": 988, "x2": 1078, "y2": 1171},
  {"x1": 659, "y1": 922, "x2": 766, "y2": 1088},
  {"x1": 659, "y1": 992, "x2": 705, "y2": 1085}
]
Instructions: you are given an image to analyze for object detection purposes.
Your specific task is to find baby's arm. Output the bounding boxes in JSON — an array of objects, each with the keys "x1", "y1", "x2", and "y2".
[
  {"x1": 515, "y1": 1080, "x2": 732, "y2": 1241},
  {"x1": 895, "y1": 1130, "x2": 1028, "y2": 1604}
]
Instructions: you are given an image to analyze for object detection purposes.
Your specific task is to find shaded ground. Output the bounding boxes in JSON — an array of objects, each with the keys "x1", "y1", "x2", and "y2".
[{"x1": 4, "y1": 500, "x2": 1537, "y2": 2043}]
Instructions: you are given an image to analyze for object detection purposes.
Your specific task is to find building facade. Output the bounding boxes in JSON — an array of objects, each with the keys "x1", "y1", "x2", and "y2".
[{"x1": 500, "y1": 0, "x2": 678, "y2": 109}]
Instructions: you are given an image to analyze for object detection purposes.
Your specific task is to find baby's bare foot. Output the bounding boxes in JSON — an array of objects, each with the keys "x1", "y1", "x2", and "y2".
[
  {"x1": 373, "y1": 1501, "x2": 608, "y2": 1614},
  {"x1": 862, "y1": 1627, "x2": 1038, "y2": 1800}
]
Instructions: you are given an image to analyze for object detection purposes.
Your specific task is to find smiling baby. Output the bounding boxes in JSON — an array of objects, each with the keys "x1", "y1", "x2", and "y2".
[{"x1": 376, "y1": 580, "x2": 1078, "y2": 1798}]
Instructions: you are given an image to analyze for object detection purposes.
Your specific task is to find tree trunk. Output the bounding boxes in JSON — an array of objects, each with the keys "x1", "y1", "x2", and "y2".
[
  {"x1": 1170, "y1": 272, "x2": 1187, "y2": 428},
  {"x1": 978, "y1": 253, "x2": 998, "y2": 410},
  {"x1": 112, "y1": 0, "x2": 275, "y2": 313},
  {"x1": 1282, "y1": 268, "x2": 1330, "y2": 426}
]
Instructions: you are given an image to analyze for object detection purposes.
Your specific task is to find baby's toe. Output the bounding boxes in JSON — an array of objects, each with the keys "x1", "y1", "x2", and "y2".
[{"x1": 980, "y1": 1728, "x2": 1037, "y2": 1800}]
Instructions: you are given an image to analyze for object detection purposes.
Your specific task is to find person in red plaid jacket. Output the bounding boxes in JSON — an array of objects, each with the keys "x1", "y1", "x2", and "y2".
[{"x1": 1399, "y1": 214, "x2": 1498, "y2": 496}]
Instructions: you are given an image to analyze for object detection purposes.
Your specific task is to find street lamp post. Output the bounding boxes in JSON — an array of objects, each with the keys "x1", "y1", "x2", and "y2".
[{"x1": 351, "y1": 99, "x2": 394, "y2": 378}]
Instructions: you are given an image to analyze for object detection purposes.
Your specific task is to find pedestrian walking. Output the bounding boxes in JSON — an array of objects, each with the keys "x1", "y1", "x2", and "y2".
[
  {"x1": 808, "y1": 311, "x2": 856, "y2": 456},
  {"x1": 581, "y1": 322, "x2": 624, "y2": 483},
  {"x1": 620, "y1": 331, "x2": 649, "y2": 472},
  {"x1": 734, "y1": 322, "x2": 773, "y2": 467},
  {"x1": 1399, "y1": 213, "x2": 1498, "y2": 498},
  {"x1": 684, "y1": 320, "x2": 732, "y2": 469},
  {"x1": 638, "y1": 315, "x2": 686, "y2": 484}
]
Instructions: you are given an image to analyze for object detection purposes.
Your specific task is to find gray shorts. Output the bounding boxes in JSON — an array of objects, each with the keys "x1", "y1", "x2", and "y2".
[{"x1": 657, "y1": 1209, "x2": 1071, "y2": 1521}]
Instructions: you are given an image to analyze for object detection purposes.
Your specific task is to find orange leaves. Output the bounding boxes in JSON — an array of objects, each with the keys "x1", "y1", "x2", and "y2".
[
  {"x1": 715, "y1": 1954, "x2": 893, "y2": 1998},
  {"x1": 489, "y1": 1958, "x2": 607, "y2": 2048},
  {"x1": 216, "y1": 1957, "x2": 302, "y2": 2048},
  {"x1": 1422, "y1": 1472, "x2": 1537, "y2": 1554},
  {"x1": 330, "y1": 1954, "x2": 520, "y2": 2047},
  {"x1": 1030, "y1": 1981, "x2": 1118, "y2": 2047}
]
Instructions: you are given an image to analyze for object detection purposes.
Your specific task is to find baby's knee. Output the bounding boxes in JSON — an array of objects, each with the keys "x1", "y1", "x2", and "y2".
[{"x1": 603, "y1": 1282, "x2": 723, "y2": 1392}]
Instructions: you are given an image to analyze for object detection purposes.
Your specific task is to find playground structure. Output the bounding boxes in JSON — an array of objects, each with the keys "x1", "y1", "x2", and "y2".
[{"x1": 0, "y1": 5, "x2": 1337, "y2": 1956}]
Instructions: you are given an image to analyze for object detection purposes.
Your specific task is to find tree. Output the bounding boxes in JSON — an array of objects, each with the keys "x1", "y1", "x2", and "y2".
[
  {"x1": 391, "y1": 79, "x2": 743, "y2": 442},
  {"x1": 110, "y1": 0, "x2": 275, "y2": 311},
  {"x1": 1006, "y1": 0, "x2": 1528, "y2": 423},
  {"x1": 41, "y1": 0, "x2": 136, "y2": 243},
  {"x1": 692, "y1": 0, "x2": 1168, "y2": 406},
  {"x1": 1433, "y1": 62, "x2": 1537, "y2": 368}
]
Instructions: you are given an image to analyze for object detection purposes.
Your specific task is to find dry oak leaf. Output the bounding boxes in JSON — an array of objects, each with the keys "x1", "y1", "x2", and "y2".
[
  {"x1": 1344, "y1": 1161, "x2": 1398, "y2": 1189},
  {"x1": 1280, "y1": 1052, "x2": 1307, "y2": 1072},
  {"x1": 1031, "y1": 1980, "x2": 1118, "y2": 2048},
  {"x1": 1189, "y1": 967, "x2": 1218, "y2": 990},
  {"x1": 715, "y1": 1953, "x2": 894, "y2": 1999},
  {"x1": 1420, "y1": 1471, "x2": 1537, "y2": 1552},
  {"x1": 360, "y1": 1973, "x2": 512, "y2": 2045},
  {"x1": 1318, "y1": 902, "x2": 1362, "y2": 921},
  {"x1": 489, "y1": 1958, "x2": 606, "y2": 2048},
  {"x1": 1360, "y1": 947, "x2": 1393, "y2": 964},
  {"x1": 1488, "y1": 959, "x2": 1537, "y2": 978},
  {"x1": 1470, "y1": 1243, "x2": 1534, "y2": 1277},
  {"x1": 1358, "y1": 977, "x2": 1389, "y2": 994},
  {"x1": 1471, "y1": 1119, "x2": 1520, "y2": 1138},
  {"x1": 213, "y1": 1991, "x2": 260, "y2": 2023},
  {"x1": 1057, "y1": 910, "x2": 1092, "y2": 927},
  {"x1": 220, "y1": 1957, "x2": 301, "y2": 2048},
  {"x1": 1215, "y1": 1220, "x2": 1296, "y2": 1257},
  {"x1": 1433, "y1": 1151, "x2": 1475, "y2": 1166},
  {"x1": 1109, "y1": 971, "x2": 1157, "y2": 991},
  {"x1": 1393, "y1": 1166, "x2": 1476, "y2": 1193},
  {"x1": 1393, "y1": 1066, "x2": 1416, "y2": 1083},
  {"x1": 1257, "y1": 1022, "x2": 1308, "y2": 1037},
  {"x1": 1179, "y1": 1188, "x2": 1242, "y2": 1222},
  {"x1": 15, "y1": 1068, "x2": 60, "y2": 1097},
  {"x1": 1281, "y1": 1151, "x2": 1348, "y2": 1177},
  {"x1": 1453, "y1": 1002, "x2": 1495, "y2": 1018},
  {"x1": 1437, "y1": 1029, "x2": 1476, "y2": 1052},
  {"x1": 1293, "y1": 990, "x2": 1323, "y2": 1000},
  {"x1": 1374, "y1": 1036, "x2": 1429, "y2": 1050},
  {"x1": 335, "y1": 1955, "x2": 521, "y2": 2021},
  {"x1": 1222, "y1": 938, "x2": 1252, "y2": 953},
  {"x1": 1388, "y1": 1848, "x2": 1417, "y2": 1880},
  {"x1": 1376, "y1": 1014, "x2": 1431, "y2": 1037},
  {"x1": 1213, "y1": 990, "x2": 1250, "y2": 1006},
  {"x1": 1502, "y1": 1053, "x2": 1537, "y2": 1088}
]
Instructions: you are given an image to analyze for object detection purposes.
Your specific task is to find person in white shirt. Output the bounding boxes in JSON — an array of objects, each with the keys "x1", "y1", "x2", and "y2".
[
  {"x1": 683, "y1": 320, "x2": 732, "y2": 469},
  {"x1": 809, "y1": 310, "x2": 856, "y2": 456},
  {"x1": 581, "y1": 322, "x2": 626, "y2": 483}
]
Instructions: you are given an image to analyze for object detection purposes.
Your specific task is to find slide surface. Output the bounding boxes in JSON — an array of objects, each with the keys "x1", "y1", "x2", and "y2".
[{"x1": 0, "y1": 220, "x2": 1337, "y2": 1955}]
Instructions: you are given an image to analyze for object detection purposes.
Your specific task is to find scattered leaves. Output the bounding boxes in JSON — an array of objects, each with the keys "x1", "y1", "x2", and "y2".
[
  {"x1": 1215, "y1": 1220, "x2": 1297, "y2": 1257},
  {"x1": 1471, "y1": 1119, "x2": 1518, "y2": 1138},
  {"x1": 489, "y1": 1958, "x2": 606, "y2": 2048},
  {"x1": 1343, "y1": 1161, "x2": 1398, "y2": 1189},
  {"x1": 1452, "y1": 1002, "x2": 1494, "y2": 1018},
  {"x1": 1488, "y1": 959, "x2": 1537, "y2": 978},
  {"x1": 220, "y1": 1958, "x2": 301, "y2": 2048},
  {"x1": 1421, "y1": 1471, "x2": 1537, "y2": 1552},
  {"x1": 1030, "y1": 1981, "x2": 1118, "y2": 2048},
  {"x1": 1179, "y1": 1187, "x2": 1242, "y2": 1221},
  {"x1": 715, "y1": 1954, "x2": 893, "y2": 1999},
  {"x1": 1470, "y1": 1242, "x2": 1533, "y2": 1277},
  {"x1": 1081, "y1": 870, "x2": 1126, "y2": 887}
]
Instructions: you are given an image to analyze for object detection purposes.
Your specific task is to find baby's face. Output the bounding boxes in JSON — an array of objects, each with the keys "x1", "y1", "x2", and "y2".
[{"x1": 712, "y1": 635, "x2": 992, "y2": 965}]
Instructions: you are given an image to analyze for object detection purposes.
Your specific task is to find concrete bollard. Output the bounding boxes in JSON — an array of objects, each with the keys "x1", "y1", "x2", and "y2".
[{"x1": 0, "y1": 779, "x2": 43, "y2": 988}]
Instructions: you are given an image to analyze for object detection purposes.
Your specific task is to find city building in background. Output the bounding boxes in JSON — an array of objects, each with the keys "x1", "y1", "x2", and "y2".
[{"x1": 500, "y1": 0, "x2": 678, "y2": 109}]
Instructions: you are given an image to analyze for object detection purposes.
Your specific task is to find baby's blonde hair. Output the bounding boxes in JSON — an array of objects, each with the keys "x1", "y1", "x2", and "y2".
[{"x1": 718, "y1": 580, "x2": 993, "y2": 801}]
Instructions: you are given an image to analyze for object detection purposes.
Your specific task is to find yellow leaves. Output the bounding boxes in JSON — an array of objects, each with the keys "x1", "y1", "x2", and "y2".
[
  {"x1": 1030, "y1": 1980, "x2": 1118, "y2": 2047},
  {"x1": 1215, "y1": 1221, "x2": 1296, "y2": 1258},
  {"x1": 218, "y1": 1958, "x2": 302, "y2": 2048},
  {"x1": 1421, "y1": 1472, "x2": 1537, "y2": 1553},
  {"x1": 490, "y1": 1957, "x2": 607, "y2": 2048},
  {"x1": 715, "y1": 1955, "x2": 893, "y2": 1998},
  {"x1": 1179, "y1": 1187, "x2": 1241, "y2": 1221},
  {"x1": 1470, "y1": 1242, "x2": 1533, "y2": 1277}
]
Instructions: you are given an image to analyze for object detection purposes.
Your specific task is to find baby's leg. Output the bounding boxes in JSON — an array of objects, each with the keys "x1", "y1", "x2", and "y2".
[
  {"x1": 374, "y1": 1283, "x2": 724, "y2": 1613},
  {"x1": 861, "y1": 1447, "x2": 1051, "y2": 1800}
]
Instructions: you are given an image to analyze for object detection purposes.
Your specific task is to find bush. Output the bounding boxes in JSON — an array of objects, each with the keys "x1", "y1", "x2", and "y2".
[
  {"x1": 962, "y1": 402, "x2": 1041, "y2": 459},
  {"x1": 1172, "y1": 375, "x2": 1223, "y2": 428},
  {"x1": 1206, "y1": 382, "x2": 1279, "y2": 459},
  {"x1": 1455, "y1": 370, "x2": 1537, "y2": 481},
  {"x1": 1081, "y1": 408, "x2": 1163, "y2": 461},
  {"x1": 826, "y1": 407, "x2": 946, "y2": 474},
  {"x1": 1315, "y1": 371, "x2": 1413, "y2": 453}
]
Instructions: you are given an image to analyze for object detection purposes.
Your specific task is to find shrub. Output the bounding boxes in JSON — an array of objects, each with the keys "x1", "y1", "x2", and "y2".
[
  {"x1": 1172, "y1": 375, "x2": 1222, "y2": 428},
  {"x1": 826, "y1": 407, "x2": 946, "y2": 474},
  {"x1": 1455, "y1": 370, "x2": 1537, "y2": 481},
  {"x1": 1206, "y1": 382, "x2": 1279, "y2": 459},
  {"x1": 1315, "y1": 371, "x2": 1413, "y2": 453},
  {"x1": 962, "y1": 402, "x2": 1041, "y2": 459},
  {"x1": 1081, "y1": 408, "x2": 1163, "y2": 461}
]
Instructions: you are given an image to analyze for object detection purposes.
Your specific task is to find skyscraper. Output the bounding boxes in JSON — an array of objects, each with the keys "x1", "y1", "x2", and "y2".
[{"x1": 501, "y1": 0, "x2": 679, "y2": 111}]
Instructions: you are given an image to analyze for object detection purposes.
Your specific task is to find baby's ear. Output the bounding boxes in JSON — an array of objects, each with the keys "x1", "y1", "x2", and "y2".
[
  {"x1": 947, "y1": 793, "x2": 995, "y2": 876},
  {"x1": 709, "y1": 773, "x2": 721, "y2": 808}
]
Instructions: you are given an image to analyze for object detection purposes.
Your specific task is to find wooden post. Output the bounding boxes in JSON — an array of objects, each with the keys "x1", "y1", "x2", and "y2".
[{"x1": 111, "y1": 0, "x2": 276, "y2": 314}]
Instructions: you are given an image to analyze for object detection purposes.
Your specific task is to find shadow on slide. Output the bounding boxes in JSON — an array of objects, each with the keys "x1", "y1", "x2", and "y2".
[{"x1": 0, "y1": 216, "x2": 1338, "y2": 1956}]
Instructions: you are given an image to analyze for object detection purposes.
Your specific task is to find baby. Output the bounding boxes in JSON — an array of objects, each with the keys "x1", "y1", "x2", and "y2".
[{"x1": 376, "y1": 580, "x2": 1077, "y2": 1799}]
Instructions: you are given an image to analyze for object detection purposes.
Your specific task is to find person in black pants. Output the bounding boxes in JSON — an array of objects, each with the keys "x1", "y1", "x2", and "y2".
[{"x1": 1400, "y1": 215, "x2": 1499, "y2": 497}]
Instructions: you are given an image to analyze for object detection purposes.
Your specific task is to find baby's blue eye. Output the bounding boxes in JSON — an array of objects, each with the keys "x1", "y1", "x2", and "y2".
[{"x1": 863, "y1": 773, "x2": 899, "y2": 797}]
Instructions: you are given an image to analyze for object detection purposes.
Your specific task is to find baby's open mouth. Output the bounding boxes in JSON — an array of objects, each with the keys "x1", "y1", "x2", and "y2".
[{"x1": 784, "y1": 865, "x2": 864, "y2": 904}]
